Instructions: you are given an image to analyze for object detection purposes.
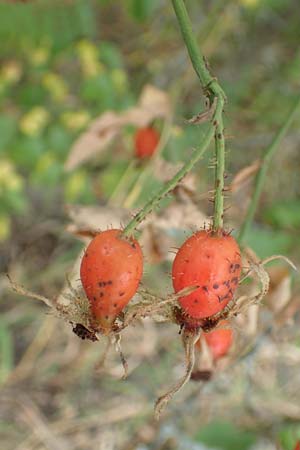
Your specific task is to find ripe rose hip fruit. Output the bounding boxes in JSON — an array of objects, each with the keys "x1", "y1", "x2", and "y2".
[
  {"x1": 172, "y1": 230, "x2": 241, "y2": 319},
  {"x1": 295, "y1": 442, "x2": 300, "y2": 450},
  {"x1": 134, "y1": 127, "x2": 160, "y2": 159},
  {"x1": 80, "y1": 229, "x2": 143, "y2": 332},
  {"x1": 203, "y1": 321, "x2": 233, "y2": 359}
]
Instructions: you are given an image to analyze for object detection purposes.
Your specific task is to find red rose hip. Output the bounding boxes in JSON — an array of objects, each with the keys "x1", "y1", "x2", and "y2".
[
  {"x1": 204, "y1": 321, "x2": 233, "y2": 359},
  {"x1": 134, "y1": 127, "x2": 160, "y2": 159},
  {"x1": 80, "y1": 229, "x2": 143, "y2": 332},
  {"x1": 172, "y1": 230, "x2": 241, "y2": 319}
]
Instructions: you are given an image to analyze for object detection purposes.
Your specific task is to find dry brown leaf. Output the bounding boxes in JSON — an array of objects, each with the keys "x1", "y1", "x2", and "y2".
[
  {"x1": 65, "y1": 204, "x2": 132, "y2": 238},
  {"x1": 275, "y1": 295, "x2": 300, "y2": 326},
  {"x1": 266, "y1": 266, "x2": 292, "y2": 313},
  {"x1": 65, "y1": 85, "x2": 171, "y2": 171},
  {"x1": 139, "y1": 224, "x2": 173, "y2": 264},
  {"x1": 156, "y1": 202, "x2": 207, "y2": 232},
  {"x1": 65, "y1": 112, "x2": 121, "y2": 171}
]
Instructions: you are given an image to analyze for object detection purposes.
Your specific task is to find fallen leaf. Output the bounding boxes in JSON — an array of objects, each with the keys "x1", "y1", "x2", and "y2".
[
  {"x1": 266, "y1": 266, "x2": 292, "y2": 313},
  {"x1": 65, "y1": 204, "x2": 132, "y2": 238},
  {"x1": 65, "y1": 85, "x2": 171, "y2": 171}
]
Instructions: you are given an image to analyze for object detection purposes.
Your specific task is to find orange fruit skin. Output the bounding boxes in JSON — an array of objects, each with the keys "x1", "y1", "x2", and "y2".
[
  {"x1": 204, "y1": 322, "x2": 233, "y2": 359},
  {"x1": 80, "y1": 229, "x2": 143, "y2": 331},
  {"x1": 134, "y1": 127, "x2": 160, "y2": 159},
  {"x1": 172, "y1": 230, "x2": 241, "y2": 319}
]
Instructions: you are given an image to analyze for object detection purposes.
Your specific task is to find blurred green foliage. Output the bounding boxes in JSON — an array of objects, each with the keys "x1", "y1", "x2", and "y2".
[
  {"x1": 0, "y1": 1, "x2": 300, "y2": 449},
  {"x1": 0, "y1": 2, "x2": 140, "y2": 241},
  {"x1": 195, "y1": 421, "x2": 256, "y2": 450},
  {"x1": 280, "y1": 425, "x2": 300, "y2": 450},
  {"x1": 1, "y1": 0, "x2": 299, "y2": 250}
]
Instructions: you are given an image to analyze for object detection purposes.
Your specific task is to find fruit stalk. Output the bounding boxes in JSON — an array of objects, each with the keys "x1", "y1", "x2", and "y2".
[
  {"x1": 122, "y1": 125, "x2": 214, "y2": 236},
  {"x1": 123, "y1": 0, "x2": 227, "y2": 237},
  {"x1": 172, "y1": 0, "x2": 226, "y2": 233},
  {"x1": 212, "y1": 98, "x2": 225, "y2": 231},
  {"x1": 171, "y1": 0, "x2": 226, "y2": 101},
  {"x1": 238, "y1": 92, "x2": 300, "y2": 243}
]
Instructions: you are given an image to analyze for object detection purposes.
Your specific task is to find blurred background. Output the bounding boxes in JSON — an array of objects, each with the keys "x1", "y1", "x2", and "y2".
[{"x1": 0, "y1": 0, "x2": 300, "y2": 449}]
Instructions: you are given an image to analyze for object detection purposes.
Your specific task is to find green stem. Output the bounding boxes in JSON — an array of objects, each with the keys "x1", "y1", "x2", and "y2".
[
  {"x1": 171, "y1": 0, "x2": 226, "y2": 101},
  {"x1": 172, "y1": 0, "x2": 227, "y2": 233},
  {"x1": 213, "y1": 97, "x2": 225, "y2": 231},
  {"x1": 238, "y1": 92, "x2": 300, "y2": 244},
  {"x1": 122, "y1": 126, "x2": 214, "y2": 237},
  {"x1": 123, "y1": 0, "x2": 226, "y2": 237}
]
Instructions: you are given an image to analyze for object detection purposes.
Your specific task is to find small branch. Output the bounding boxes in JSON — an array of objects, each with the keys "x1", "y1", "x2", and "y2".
[
  {"x1": 212, "y1": 98, "x2": 225, "y2": 231},
  {"x1": 122, "y1": 126, "x2": 214, "y2": 237},
  {"x1": 171, "y1": 0, "x2": 226, "y2": 102},
  {"x1": 238, "y1": 92, "x2": 300, "y2": 243},
  {"x1": 123, "y1": 0, "x2": 227, "y2": 237},
  {"x1": 171, "y1": 0, "x2": 227, "y2": 233}
]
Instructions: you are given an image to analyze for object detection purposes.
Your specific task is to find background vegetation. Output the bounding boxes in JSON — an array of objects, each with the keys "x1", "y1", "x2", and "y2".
[{"x1": 0, "y1": 0, "x2": 300, "y2": 449}]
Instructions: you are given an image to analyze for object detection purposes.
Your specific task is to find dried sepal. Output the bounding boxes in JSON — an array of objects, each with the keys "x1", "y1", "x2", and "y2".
[
  {"x1": 154, "y1": 328, "x2": 201, "y2": 419},
  {"x1": 7, "y1": 274, "x2": 54, "y2": 309}
]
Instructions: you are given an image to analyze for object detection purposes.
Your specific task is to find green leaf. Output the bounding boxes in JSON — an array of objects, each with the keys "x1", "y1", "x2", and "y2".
[
  {"x1": 99, "y1": 41, "x2": 124, "y2": 69},
  {"x1": 18, "y1": 83, "x2": 48, "y2": 107},
  {"x1": 10, "y1": 136, "x2": 45, "y2": 170},
  {"x1": 126, "y1": 0, "x2": 159, "y2": 22},
  {"x1": 81, "y1": 73, "x2": 115, "y2": 109},
  {"x1": 243, "y1": 226, "x2": 294, "y2": 259},
  {"x1": 263, "y1": 200, "x2": 300, "y2": 229},
  {"x1": 0, "y1": 115, "x2": 17, "y2": 153},
  {"x1": 0, "y1": 320, "x2": 14, "y2": 384},
  {"x1": 195, "y1": 421, "x2": 256, "y2": 450},
  {"x1": 46, "y1": 125, "x2": 72, "y2": 160},
  {"x1": 279, "y1": 424, "x2": 300, "y2": 450}
]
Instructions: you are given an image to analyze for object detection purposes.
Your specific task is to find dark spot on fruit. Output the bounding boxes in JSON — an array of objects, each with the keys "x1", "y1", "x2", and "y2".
[
  {"x1": 194, "y1": 299, "x2": 199, "y2": 304},
  {"x1": 99, "y1": 292, "x2": 104, "y2": 298},
  {"x1": 85, "y1": 253, "x2": 88, "y2": 257},
  {"x1": 105, "y1": 315, "x2": 109, "y2": 320},
  {"x1": 205, "y1": 253, "x2": 211, "y2": 259},
  {"x1": 107, "y1": 280, "x2": 113, "y2": 285},
  {"x1": 231, "y1": 277, "x2": 238, "y2": 285},
  {"x1": 229, "y1": 263, "x2": 235, "y2": 273},
  {"x1": 202, "y1": 286, "x2": 208, "y2": 292},
  {"x1": 113, "y1": 303, "x2": 117, "y2": 308},
  {"x1": 234, "y1": 263, "x2": 240, "y2": 270},
  {"x1": 131, "y1": 242, "x2": 136, "y2": 249},
  {"x1": 93, "y1": 296, "x2": 97, "y2": 301},
  {"x1": 184, "y1": 259, "x2": 189, "y2": 263},
  {"x1": 119, "y1": 291, "x2": 125, "y2": 297},
  {"x1": 223, "y1": 280, "x2": 230, "y2": 288},
  {"x1": 213, "y1": 283, "x2": 219, "y2": 289},
  {"x1": 98, "y1": 281, "x2": 103, "y2": 287}
]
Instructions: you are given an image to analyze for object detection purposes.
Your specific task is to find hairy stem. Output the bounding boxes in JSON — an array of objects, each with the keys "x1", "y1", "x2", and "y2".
[
  {"x1": 238, "y1": 92, "x2": 300, "y2": 243},
  {"x1": 122, "y1": 0, "x2": 227, "y2": 237},
  {"x1": 171, "y1": 0, "x2": 226, "y2": 101},
  {"x1": 212, "y1": 97, "x2": 225, "y2": 231},
  {"x1": 122, "y1": 126, "x2": 214, "y2": 236},
  {"x1": 172, "y1": 0, "x2": 226, "y2": 232}
]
